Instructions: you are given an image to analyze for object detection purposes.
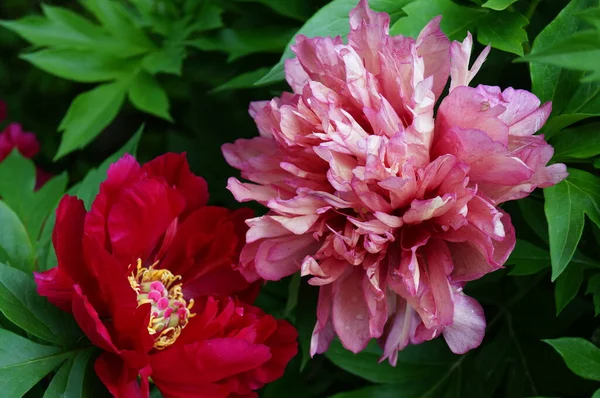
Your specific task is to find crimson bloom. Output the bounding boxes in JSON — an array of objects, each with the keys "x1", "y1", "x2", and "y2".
[
  {"x1": 222, "y1": 0, "x2": 567, "y2": 364},
  {"x1": 35, "y1": 153, "x2": 297, "y2": 397},
  {"x1": 0, "y1": 100, "x2": 50, "y2": 189}
]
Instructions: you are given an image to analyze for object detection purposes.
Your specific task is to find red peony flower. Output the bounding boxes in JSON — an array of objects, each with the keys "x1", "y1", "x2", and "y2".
[
  {"x1": 35, "y1": 153, "x2": 298, "y2": 397},
  {"x1": 0, "y1": 99, "x2": 50, "y2": 189}
]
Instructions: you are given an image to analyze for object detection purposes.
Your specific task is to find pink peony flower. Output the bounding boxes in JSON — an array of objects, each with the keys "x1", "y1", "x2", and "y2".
[{"x1": 222, "y1": 0, "x2": 567, "y2": 364}]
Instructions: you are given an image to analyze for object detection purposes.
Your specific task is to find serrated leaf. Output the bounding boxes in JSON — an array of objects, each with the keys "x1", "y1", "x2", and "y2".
[
  {"x1": 128, "y1": 72, "x2": 172, "y2": 121},
  {"x1": 544, "y1": 337, "x2": 600, "y2": 381},
  {"x1": 20, "y1": 49, "x2": 135, "y2": 83},
  {"x1": 544, "y1": 168, "x2": 600, "y2": 280},
  {"x1": 0, "y1": 329, "x2": 72, "y2": 397},
  {"x1": 80, "y1": 0, "x2": 154, "y2": 50},
  {"x1": 554, "y1": 263, "x2": 584, "y2": 314},
  {"x1": 0, "y1": 201, "x2": 33, "y2": 272},
  {"x1": 477, "y1": 11, "x2": 528, "y2": 56},
  {"x1": 44, "y1": 348, "x2": 95, "y2": 398},
  {"x1": 0, "y1": 262, "x2": 81, "y2": 346},
  {"x1": 551, "y1": 122, "x2": 600, "y2": 161},
  {"x1": 257, "y1": 0, "x2": 414, "y2": 85},
  {"x1": 482, "y1": 0, "x2": 519, "y2": 10},
  {"x1": 586, "y1": 273, "x2": 600, "y2": 316},
  {"x1": 55, "y1": 81, "x2": 128, "y2": 159}
]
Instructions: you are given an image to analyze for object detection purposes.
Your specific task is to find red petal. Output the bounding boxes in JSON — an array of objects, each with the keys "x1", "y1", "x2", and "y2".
[
  {"x1": 142, "y1": 153, "x2": 209, "y2": 217},
  {"x1": 107, "y1": 179, "x2": 185, "y2": 264},
  {"x1": 34, "y1": 268, "x2": 74, "y2": 312}
]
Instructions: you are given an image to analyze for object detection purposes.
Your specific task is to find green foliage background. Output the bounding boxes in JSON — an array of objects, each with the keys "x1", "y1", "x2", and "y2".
[{"x1": 0, "y1": 0, "x2": 599, "y2": 397}]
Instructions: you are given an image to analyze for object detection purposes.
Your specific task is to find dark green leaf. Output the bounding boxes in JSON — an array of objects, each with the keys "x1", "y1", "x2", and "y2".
[
  {"x1": 189, "y1": 27, "x2": 295, "y2": 61},
  {"x1": 0, "y1": 201, "x2": 33, "y2": 272},
  {"x1": 257, "y1": 0, "x2": 413, "y2": 84},
  {"x1": 527, "y1": 0, "x2": 600, "y2": 134},
  {"x1": 482, "y1": 0, "x2": 519, "y2": 10},
  {"x1": 44, "y1": 348, "x2": 95, "y2": 398},
  {"x1": 551, "y1": 122, "x2": 600, "y2": 161},
  {"x1": 55, "y1": 81, "x2": 128, "y2": 159},
  {"x1": 325, "y1": 339, "x2": 453, "y2": 384},
  {"x1": 295, "y1": 280, "x2": 318, "y2": 370},
  {"x1": 518, "y1": 198, "x2": 549, "y2": 243},
  {"x1": 234, "y1": 0, "x2": 310, "y2": 21},
  {"x1": 506, "y1": 240, "x2": 549, "y2": 276},
  {"x1": 554, "y1": 263, "x2": 584, "y2": 314},
  {"x1": 20, "y1": 49, "x2": 135, "y2": 83},
  {"x1": 544, "y1": 337, "x2": 600, "y2": 381},
  {"x1": 0, "y1": 150, "x2": 37, "y2": 219},
  {"x1": 128, "y1": 71, "x2": 172, "y2": 121},
  {"x1": 211, "y1": 67, "x2": 272, "y2": 92},
  {"x1": 0, "y1": 329, "x2": 72, "y2": 397},
  {"x1": 544, "y1": 168, "x2": 600, "y2": 280},
  {"x1": 0, "y1": 262, "x2": 81, "y2": 346},
  {"x1": 586, "y1": 273, "x2": 600, "y2": 316},
  {"x1": 284, "y1": 272, "x2": 301, "y2": 317}
]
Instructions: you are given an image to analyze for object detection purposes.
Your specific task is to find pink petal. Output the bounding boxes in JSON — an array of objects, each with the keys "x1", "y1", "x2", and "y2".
[{"x1": 442, "y1": 292, "x2": 486, "y2": 354}]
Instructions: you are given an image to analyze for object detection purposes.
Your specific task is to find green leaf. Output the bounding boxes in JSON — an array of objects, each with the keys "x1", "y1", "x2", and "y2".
[
  {"x1": 185, "y1": 0, "x2": 224, "y2": 33},
  {"x1": 477, "y1": 11, "x2": 528, "y2": 56},
  {"x1": 551, "y1": 122, "x2": 600, "y2": 161},
  {"x1": 482, "y1": 0, "x2": 519, "y2": 10},
  {"x1": 554, "y1": 263, "x2": 584, "y2": 314},
  {"x1": 0, "y1": 201, "x2": 33, "y2": 272},
  {"x1": 44, "y1": 348, "x2": 96, "y2": 398},
  {"x1": 521, "y1": 30, "x2": 600, "y2": 81},
  {"x1": 189, "y1": 27, "x2": 295, "y2": 62},
  {"x1": 594, "y1": 389, "x2": 600, "y2": 398},
  {"x1": 141, "y1": 46, "x2": 186, "y2": 76},
  {"x1": 585, "y1": 273, "x2": 600, "y2": 316},
  {"x1": 0, "y1": 150, "x2": 37, "y2": 218},
  {"x1": 0, "y1": 151, "x2": 67, "y2": 244},
  {"x1": 0, "y1": 329, "x2": 72, "y2": 397},
  {"x1": 20, "y1": 49, "x2": 135, "y2": 83},
  {"x1": 128, "y1": 71, "x2": 172, "y2": 121},
  {"x1": 211, "y1": 67, "x2": 272, "y2": 92},
  {"x1": 0, "y1": 262, "x2": 81, "y2": 346},
  {"x1": 80, "y1": 0, "x2": 154, "y2": 50},
  {"x1": 55, "y1": 81, "x2": 128, "y2": 159},
  {"x1": 234, "y1": 0, "x2": 310, "y2": 21},
  {"x1": 390, "y1": 0, "x2": 487, "y2": 40},
  {"x1": 257, "y1": 0, "x2": 413, "y2": 85},
  {"x1": 527, "y1": 0, "x2": 600, "y2": 134},
  {"x1": 391, "y1": 0, "x2": 527, "y2": 56},
  {"x1": 295, "y1": 280, "x2": 318, "y2": 370},
  {"x1": 518, "y1": 198, "x2": 549, "y2": 243},
  {"x1": 325, "y1": 339, "x2": 454, "y2": 384},
  {"x1": 506, "y1": 240, "x2": 549, "y2": 276},
  {"x1": 544, "y1": 337, "x2": 600, "y2": 381},
  {"x1": 284, "y1": 273, "x2": 300, "y2": 317},
  {"x1": 544, "y1": 168, "x2": 600, "y2": 280}
]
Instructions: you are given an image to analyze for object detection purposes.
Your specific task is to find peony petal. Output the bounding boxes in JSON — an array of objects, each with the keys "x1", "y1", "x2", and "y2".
[{"x1": 442, "y1": 291, "x2": 486, "y2": 354}]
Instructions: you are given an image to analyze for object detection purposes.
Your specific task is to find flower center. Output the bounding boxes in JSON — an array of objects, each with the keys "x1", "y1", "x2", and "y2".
[{"x1": 128, "y1": 259, "x2": 194, "y2": 350}]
